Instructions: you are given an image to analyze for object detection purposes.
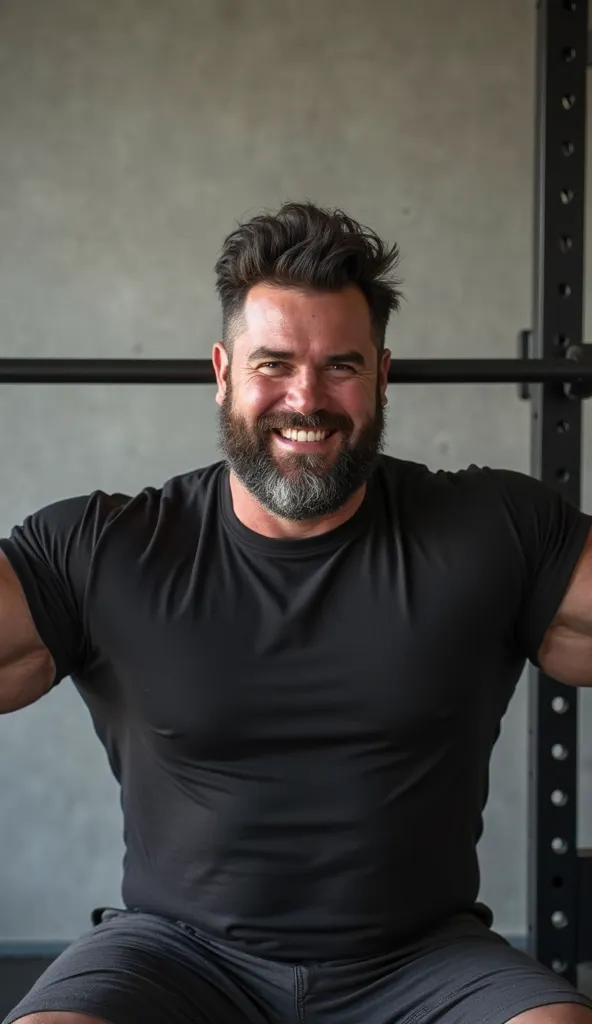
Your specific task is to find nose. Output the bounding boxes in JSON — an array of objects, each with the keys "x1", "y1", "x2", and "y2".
[{"x1": 283, "y1": 368, "x2": 326, "y2": 416}]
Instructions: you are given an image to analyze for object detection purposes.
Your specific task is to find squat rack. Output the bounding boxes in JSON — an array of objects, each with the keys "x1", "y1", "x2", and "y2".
[
  {"x1": 3, "y1": 0, "x2": 590, "y2": 984},
  {"x1": 526, "y1": 0, "x2": 590, "y2": 987}
]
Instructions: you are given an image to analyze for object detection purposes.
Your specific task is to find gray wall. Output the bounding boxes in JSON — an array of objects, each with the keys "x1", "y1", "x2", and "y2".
[{"x1": 0, "y1": 0, "x2": 590, "y2": 943}]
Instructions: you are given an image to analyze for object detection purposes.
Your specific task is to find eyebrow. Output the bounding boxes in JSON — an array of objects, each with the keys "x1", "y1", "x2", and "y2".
[{"x1": 247, "y1": 346, "x2": 367, "y2": 366}]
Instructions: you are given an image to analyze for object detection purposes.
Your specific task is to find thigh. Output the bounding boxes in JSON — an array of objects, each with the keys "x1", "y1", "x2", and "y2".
[
  {"x1": 1, "y1": 910, "x2": 268, "y2": 1024},
  {"x1": 312, "y1": 914, "x2": 592, "y2": 1024}
]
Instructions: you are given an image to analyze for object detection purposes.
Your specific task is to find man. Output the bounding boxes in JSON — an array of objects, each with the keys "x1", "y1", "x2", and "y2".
[{"x1": 2, "y1": 201, "x2": 592, "y2": 1024}]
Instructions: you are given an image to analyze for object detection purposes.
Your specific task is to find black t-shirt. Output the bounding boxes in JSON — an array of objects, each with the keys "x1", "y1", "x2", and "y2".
[{"x1": 1, "y1": 455, "x2": 590, "y2": 961}]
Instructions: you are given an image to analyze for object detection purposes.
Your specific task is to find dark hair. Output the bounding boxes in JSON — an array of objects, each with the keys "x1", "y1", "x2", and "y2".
[{"x1": 214, "y1": 201, "x2": 402, "y2": 350}]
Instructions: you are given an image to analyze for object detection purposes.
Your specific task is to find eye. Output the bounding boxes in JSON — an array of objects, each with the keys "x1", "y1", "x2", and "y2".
[
  {"x1": 257, "y1": 362, "x2": 286, "y2": 374},
  {"x1": 328, "y1": 363, "x2": 356, "y2": 374}
]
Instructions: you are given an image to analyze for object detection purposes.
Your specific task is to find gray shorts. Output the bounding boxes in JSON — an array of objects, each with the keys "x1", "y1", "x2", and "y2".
[{"x1": 4, "y1": 908, "x2": 592, "y2": 1024}]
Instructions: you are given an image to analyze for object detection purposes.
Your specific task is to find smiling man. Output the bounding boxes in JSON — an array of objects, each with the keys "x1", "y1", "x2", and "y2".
[
  {"x1": 215, "y1": 278, "x2": 389, "y2": 531},
  {"x1": 3, "y1": 202, "x2": 592, "y2": 1024}
]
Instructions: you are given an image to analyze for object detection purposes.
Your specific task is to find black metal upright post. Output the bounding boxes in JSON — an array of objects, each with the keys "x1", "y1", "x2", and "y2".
[{"x1": 528, "y1": 0, "x2": 588, "y2": 984}]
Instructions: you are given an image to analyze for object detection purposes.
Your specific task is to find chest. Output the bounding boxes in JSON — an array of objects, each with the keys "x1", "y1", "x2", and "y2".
[{"x1": 87, "y1": 528, "x2": 520, "y2": 760}]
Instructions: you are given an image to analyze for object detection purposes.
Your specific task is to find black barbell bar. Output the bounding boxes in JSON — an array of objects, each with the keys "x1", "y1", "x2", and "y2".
[{"x1": 0, "y1": 357, "x2": 592, "y2": 385}]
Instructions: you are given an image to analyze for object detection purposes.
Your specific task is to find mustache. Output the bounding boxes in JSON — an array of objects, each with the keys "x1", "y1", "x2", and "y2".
[{"x1": 257, "y1": 412, "x2": 354, "y2": 434}]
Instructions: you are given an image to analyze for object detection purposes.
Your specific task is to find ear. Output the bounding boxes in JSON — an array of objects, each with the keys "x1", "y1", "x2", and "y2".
[
  {"x1": 379, "y1": 349, "x2": 391, "y2": 404},
  {"x1": 212, "y1": 342, "x2": 230, "y2": 407}
]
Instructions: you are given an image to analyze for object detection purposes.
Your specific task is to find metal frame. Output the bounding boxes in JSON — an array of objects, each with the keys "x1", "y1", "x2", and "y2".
[
  {"x1": 1, "y1": 356, "x2": 592, "y2": 385},
  {"x1": 0, "y1": 0, "x2": 590, "y2": 977},
  {"x1": 527, "y1": 0, "x2": 589, "y2": 985}
]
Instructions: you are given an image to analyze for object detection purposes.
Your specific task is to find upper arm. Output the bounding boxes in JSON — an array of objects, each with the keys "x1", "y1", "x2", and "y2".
[
  {"x1": 547, "y1": 525, "x2": 592, "y2": 635},
  {"x1": 0, "y1": 492, "x2": 110, "y2": 712},
  {"x1": 0, "y1": 550, "x2": 55, "y2": 712},
  {"x1": 538, "y1": 526, "x2": 592, "y2": 685},
  {"x1": 485, "y1": 468, "x2": 591, "y2": 670}
]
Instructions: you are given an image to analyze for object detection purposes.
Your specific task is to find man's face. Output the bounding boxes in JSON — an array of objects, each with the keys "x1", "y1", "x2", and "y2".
[{"x1": 213, "y1": 283, "x2": 390, "y2": 521}]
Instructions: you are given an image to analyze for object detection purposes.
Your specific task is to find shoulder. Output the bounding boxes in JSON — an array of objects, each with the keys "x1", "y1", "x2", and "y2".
[
  {"x1": 123, "y1": 461, "x2": 226, "y2": 526},
  {"x1": 377, "y1": 454, "x2": 545, "y2": 500},
  {"x1": 87, "y1": 462, "x2": 227, "y2": 553},
  {"x1": 77, "y1": 461, "x2": 227, "y2": 545},
  {"x1": 374, "y1": 455, "x2": 567, "y2": 533},
  {"x1": 158, "y1": 461, "x2": 226, "y2": 506},
  {"x1": 16, "y1": 461, "x2": 227, "y2": 548},
  {"x1": 375, "y1": 454, "x2": 513, "y2": 505}
]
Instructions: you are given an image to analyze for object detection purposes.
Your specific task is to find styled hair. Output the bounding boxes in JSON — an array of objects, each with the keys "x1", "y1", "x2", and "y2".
[{"x1": 214, "y1": 201, "x2": 402, "y2": 350}]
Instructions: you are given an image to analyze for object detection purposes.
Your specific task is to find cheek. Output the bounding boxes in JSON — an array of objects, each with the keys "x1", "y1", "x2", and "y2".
[
  {"x1": 333, "y1": 382, "x2": 376, "y2": 421},
  {"x1": 236, "y1": 378, "x2": 283, "y2": 415}
]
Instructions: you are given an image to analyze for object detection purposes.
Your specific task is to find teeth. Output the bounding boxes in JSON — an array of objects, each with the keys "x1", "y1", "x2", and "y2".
[{"x1": 279, "y1": 429, "x2": 330, "y2": 442}]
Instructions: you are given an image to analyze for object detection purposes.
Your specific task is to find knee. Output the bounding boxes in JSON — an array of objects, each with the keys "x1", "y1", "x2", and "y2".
[
  {"x1": 11, "y1": 1014, "x2": 108, "y2": 1024},
  {"x1": 509, "y1": 1005, "x2": 592, "y2": 1024}
]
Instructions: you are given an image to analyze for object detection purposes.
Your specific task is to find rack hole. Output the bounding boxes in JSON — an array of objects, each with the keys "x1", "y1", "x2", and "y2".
[
  {"x1": 556, "y1": 420, "x2": 570, "y2": 434},
  {"x1": 552, "y1": 959, "x2": 568, "y2": 974},
  {"x1": 559, "y1": 283, "x2": 572, "y2": 298},
  {"x1": 552, "y1": 696, "x2": 569, "y2": 713},
  {"x1": 552, "y1": 741, "x2": 569, "y2": 758},
  {"x1": 551, "y1": 790, "x2": 568, "y2": 807},
  {"x1": 551, "y1": 837, "x2": 568, "y2": 854},
  {"x1": 555, "y1": 333, "x2": 570, "y2": 350},
  {"x1": 562, "y1": 95, "x2": 576, "y2": 110},
  {"x1": 563, "y1": 46, "x2": 577, "y2": 61},
  {"x1": 551, "y1": 875, "x2": 564, "y2": 888},
  {"x1": 562, "y1": 140, "x2": 575, "y2": 156},
  {"x1": 559, "y1": 235, "x2": 573, "y2": 252},
  {"x1": 563, "y1": 0, "x2": 577, "y2": 9},
  {"x1": 560, "y1": 189, "x2": 574, "y2": 204}
]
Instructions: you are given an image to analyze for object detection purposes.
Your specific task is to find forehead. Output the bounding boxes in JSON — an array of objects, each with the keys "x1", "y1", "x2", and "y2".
[{"x1": 235, "y1": 283, "x2": 374, "y2": 356}]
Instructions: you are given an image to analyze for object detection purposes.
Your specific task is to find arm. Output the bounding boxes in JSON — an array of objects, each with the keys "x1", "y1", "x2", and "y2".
[
  {"x1": 481, "y1": 467, "x2": 591, "y2": 685},
  {"x1": 0, "y1": 492, "x2": 114, "y2": 713},
  {"x1": 0, "y1": 550, "x2": 56, "y2": 713},
  {"x1": 538, "y1": 526, "x2": 592, "y2": 686}
]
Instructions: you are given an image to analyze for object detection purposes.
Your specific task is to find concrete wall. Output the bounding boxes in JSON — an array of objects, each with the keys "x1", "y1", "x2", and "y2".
[{"x1": 0, "y1": 0, "x2": 590, "y2": 942}]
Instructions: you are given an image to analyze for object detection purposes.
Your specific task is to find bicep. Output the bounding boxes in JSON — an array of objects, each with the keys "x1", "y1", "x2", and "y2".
[
  {"x1": 0, "y1": 493, "x2": 100, "y2": 685},
  {"x1": 0, "y1": 550, "x2": 55, "y2": 712},
  {"x1": 538, "y1": 622, "x2": 592, "y2": 686},
  {"x1": 537, "y1": 526, "x2": 592, "y2": 685},
  {"x1": 550, "y1": 525, "x2": 592, "y2": 636}
]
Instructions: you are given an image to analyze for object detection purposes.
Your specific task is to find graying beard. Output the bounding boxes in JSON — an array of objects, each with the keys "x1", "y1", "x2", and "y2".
[{"x1": 248, "y1": 453, "x2": 351, "y2": 520}]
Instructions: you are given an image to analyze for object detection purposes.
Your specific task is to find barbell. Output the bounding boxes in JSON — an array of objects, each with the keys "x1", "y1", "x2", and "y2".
[{"x1": 0, "y1": 354, "x2": 590, "y2": 387}]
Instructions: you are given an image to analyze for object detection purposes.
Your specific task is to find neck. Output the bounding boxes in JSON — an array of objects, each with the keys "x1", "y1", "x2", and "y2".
[{"x1": 228, "y1": 472, "x2": 367, "y2": 540}]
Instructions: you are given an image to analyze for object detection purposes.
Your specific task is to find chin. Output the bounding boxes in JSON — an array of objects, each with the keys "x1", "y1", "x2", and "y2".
[{"x1": 272, "y1": 452, "x2": 336, "y2": 475}]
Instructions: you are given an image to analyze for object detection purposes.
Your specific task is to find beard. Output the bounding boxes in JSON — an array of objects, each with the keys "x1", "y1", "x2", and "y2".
[{"x1": 218, "y1": 379, "x2": 386, "y2": 522}]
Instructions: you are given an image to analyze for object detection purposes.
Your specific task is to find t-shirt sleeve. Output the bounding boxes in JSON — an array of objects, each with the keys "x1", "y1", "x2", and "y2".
[
  {"x1": 0, "y1": 494, "x2": 107, "y2": 685},
  {"x1": 489, "y1": 468, "x2": 592, "y2": 664}
]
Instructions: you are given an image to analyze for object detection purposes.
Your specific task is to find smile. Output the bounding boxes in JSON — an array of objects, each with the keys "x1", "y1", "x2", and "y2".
[{"x1": 276, "y1": 428, "x2": 334, "y2": 443}]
